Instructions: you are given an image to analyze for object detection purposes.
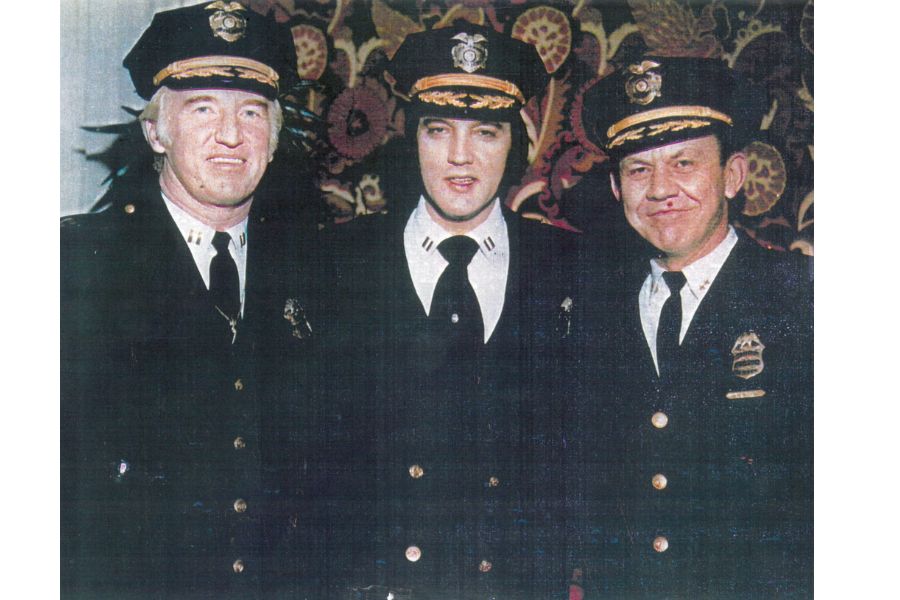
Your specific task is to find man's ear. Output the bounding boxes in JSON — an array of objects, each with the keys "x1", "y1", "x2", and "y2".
[
  {"x1": 141, "y1": 119, "x2": 167, "y2": 155},
  {"x1": 610, "y1": 171, "x2": 621, "y2": 202},
  {"x1": 723, "y1": 152, "x2": 748, "y2": 200}
]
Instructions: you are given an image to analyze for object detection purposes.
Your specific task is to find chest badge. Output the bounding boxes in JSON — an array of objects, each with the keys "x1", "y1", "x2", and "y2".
[
  {"x1": 731, "y1": 331, "x2": 765, "y2": 379},
  {"x1": 284, "y1": 298, "x2": 313, "y2": 340},
  {"x1": 451, "y1": 33, "x2": 488, "y2": 73}
]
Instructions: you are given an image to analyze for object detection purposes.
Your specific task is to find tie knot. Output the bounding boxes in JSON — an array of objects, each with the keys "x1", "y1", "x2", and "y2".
[
  {"x1": 662, "y1": 270, "x2": 687, "y2": 294},
  {"x1": 212, "y1": 231, "x2": 232, "y2": 254},
  {"x1": 437, "y1": 236, "x2": 479, "y2": 266}
]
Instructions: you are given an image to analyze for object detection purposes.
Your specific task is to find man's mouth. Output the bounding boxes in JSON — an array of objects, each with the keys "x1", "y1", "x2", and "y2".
[
  {"x1": 446, "y1": 176, "x2": 476, "y2": 190},
  {"x1": 208, "y1": 156, "x2": 245, "y2": 165}
]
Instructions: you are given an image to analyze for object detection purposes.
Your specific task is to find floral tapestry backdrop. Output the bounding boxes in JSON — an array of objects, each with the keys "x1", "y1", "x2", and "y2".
[{"x1": 90, "y1": 0, "x2": 815, "y2": 253}]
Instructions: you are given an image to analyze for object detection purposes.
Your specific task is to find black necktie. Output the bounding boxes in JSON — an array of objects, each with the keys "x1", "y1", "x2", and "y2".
[
  {"x1": 656, "y1": 270, "x2": 687, "y2": 379},
  {"x1": 209, "y1": 231, "x2": 240, "y2": 322},
  {"x1": 431, "y1": 236, "x2": 483, "y2": 346}
]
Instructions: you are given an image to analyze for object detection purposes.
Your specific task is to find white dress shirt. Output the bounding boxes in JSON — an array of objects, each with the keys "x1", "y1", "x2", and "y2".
[
  {"x1": 403, "y1": 196, "x2": 509, "y2": 343},
  {"x1": 639, "y1": 226, "x2": 739, "y2": 374},
  {"x1": 161, "y1": 194, "x2": 248, "y2": 315}
]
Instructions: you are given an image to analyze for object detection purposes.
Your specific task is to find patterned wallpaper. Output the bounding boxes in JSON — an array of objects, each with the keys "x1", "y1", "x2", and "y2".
[{"x1": 88, "y1": 0, "x2": 814, "y2": 253}]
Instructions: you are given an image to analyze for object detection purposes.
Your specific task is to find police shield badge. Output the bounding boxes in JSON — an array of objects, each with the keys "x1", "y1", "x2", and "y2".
[{"x1": 731, "y1": 331, "x2": 765, "y2": 379}]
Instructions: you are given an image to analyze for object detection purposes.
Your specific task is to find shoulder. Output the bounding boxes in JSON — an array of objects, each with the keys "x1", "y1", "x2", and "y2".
[{"x1": 732, "y1": 234, "x2": 814, "y2": 294}]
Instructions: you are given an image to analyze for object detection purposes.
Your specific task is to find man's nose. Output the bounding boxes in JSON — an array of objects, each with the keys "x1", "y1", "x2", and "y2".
[
  {"x1": 647, "y1": 167, "x2": 678, "y2": 201},
  {"x1": 214, "y1": 111, "x2": 243, "y2": 147},
  {"x1": 447, "y1": 132, "x2": 474, "y2": 166}
]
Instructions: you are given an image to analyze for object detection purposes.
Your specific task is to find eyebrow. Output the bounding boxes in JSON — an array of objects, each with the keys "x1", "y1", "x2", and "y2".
[{"x1": 182, "y1": 94, "x2": 218, "y2": 106}]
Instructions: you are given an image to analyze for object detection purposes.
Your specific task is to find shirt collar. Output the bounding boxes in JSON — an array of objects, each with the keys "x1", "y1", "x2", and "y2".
[
  {"x1": 407, "y1": 195, "x2": 506, "y2": 262},
  {"x1": 161, "y1": 193, "x2": 248, "y2": 250},
  {"x1": 649, "y1": 226, "x2": 738, "y2": 297}
]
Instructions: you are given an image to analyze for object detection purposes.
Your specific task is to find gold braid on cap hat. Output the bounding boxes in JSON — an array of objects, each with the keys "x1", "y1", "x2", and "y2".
[
  {"x1": 606, "y1": 105, "x2": 732, "y2": 140},
  {"x1": 153, "y1": 55, "x2": 279, "y2": 90},
  {"x1": 410, "y1": 73, "x2": 525, "y2": 104}
]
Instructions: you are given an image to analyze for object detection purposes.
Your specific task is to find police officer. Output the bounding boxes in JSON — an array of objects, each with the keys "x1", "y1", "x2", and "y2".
[
  {"x1": 60, "y1": 3, "x2": 323, "y2": 596},
  {"x1": 571, "y1": 57, "x2": 813, "y2": 597},
  {"x1": 320, "y1": 23, "x2": 576, "y2": 600}
]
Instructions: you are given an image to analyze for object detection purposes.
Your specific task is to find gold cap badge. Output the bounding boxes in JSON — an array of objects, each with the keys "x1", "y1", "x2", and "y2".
[
  {"x1": 206, "y1": 1, "x2": 247, "y2": 43},
  {"x1": 451, "y1": 33, "x2": 488, "y2": 74},
  {"x1": 625, "y1": 60, "x2": 662, "y2": 106}
]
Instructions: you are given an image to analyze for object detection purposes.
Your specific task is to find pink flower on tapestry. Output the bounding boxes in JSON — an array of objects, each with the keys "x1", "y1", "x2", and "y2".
[
  {"x1": 326, "y1": 81, "x2": 390, "y2": 160},
  {"x1": 291, "y1": 25, "x2": 328, "y2": 80}
]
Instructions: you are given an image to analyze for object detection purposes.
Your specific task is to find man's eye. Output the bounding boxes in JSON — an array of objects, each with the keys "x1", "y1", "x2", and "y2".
[
  {"x1": 627, "y1": 167, "x2": 649, "y2": 177},
  {"x1": 426, "y1": 126, "x2": 446, "y2": 135},
  {"x1": 193, "y1": 105, "x2": 214, "y2": 114},
  {"x1": 675, "y1": 159, "x2": 693, "y2": 168},
  {"x1": 476, "y1": 128, "x2": 497, "y2": 138}
]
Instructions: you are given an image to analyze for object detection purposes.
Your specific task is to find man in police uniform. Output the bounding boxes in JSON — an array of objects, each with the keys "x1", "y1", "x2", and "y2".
[
  {"x1": 572, "y1": 57, "x2": 813, "y2": 597},
  {"x1": 321, "y1": 24, "x2": 576, "y2": 600},
  {"x1": 60, "y1": 3, "x2": 323, "y2": 596}
]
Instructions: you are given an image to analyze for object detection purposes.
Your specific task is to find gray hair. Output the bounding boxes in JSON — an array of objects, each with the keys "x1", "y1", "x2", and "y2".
[{"x1": 139, "y1": 86, "x2": 283, "y2": 160}]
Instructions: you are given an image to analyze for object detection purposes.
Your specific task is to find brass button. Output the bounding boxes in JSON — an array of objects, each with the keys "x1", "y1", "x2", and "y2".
[
  {"x1": 478, "y1": 559, "x2": 492, "y2": 573},
  {"x1": 653, "y1": 536, "x2": 669, "y2": 553},
  {"x1": 124, "y1": 203, "x2": 135, "y2": 214},
  {"x1": 651, "y1": 412, "x2": 669, "y2": 429},
  {"x1": 233, "y1": 436, "x2": 246, "y2": 450},
  {"x1": 488, "y1": 476, "x2": 500, "y2": 487},
  {"x1": 652, "y1": 473, "x2": 668, "y2": 490},
  {"x1": 409, "y1": 464, "x2": 424, "y2": 479},
  {"x1": 234, "y1": 378, "x2": 244, "y2": 391},
  {"x1": 405, "y1": 545, "x2": 421, "y2": 562},
  {"x1": 232, "y1": 558, "x2": 245, "y2": 573},
  {"x1": 233, "y1": 498, "x2": 248, "y2": 513}
]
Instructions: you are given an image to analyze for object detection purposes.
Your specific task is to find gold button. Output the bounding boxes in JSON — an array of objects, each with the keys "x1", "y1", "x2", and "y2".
[
  {"x1": 233, "y1": 436, "x2": 246, "y2": 450},
  {"x1": 478, "y1": 560, "x2": 492, "y2": 573},
  {"x1": 651, "y1": 412, "x2": 669, "y2": 429},
  {"x1": 233, "y1": 498, "x2": 248, "y2": 513},
  {"x1": 405, "y1": 545, "x2": 421, "y2": 562},
  {"x1": 488, "y1": 476, "x2": 500, "y2": 487},
  {"x1": 234, "y1": 378, "x2": 244, "y2": 391},
  {"x1": 652, "y1": 473, "x2": 668, "y2": 490},
  {"x1": 124, "y1": 203, "x2": 135, "y2": 214},
  {"x1": 653, "y1": 536, "x2": 669, "y2": 553},
  {"x1": 409, "y1": 464, "x2": 424, "y2": 479},
  {"x1": 232, "y1": 558, "x2": 245, "y2": 573}
]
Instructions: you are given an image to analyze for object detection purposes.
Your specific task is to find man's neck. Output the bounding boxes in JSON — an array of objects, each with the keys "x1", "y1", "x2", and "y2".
[{"x1": 159, "y1": 173, "x2": 253, "y2": 231}]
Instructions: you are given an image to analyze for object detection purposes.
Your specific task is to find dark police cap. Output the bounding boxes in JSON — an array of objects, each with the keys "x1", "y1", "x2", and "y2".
[
  {"x1": 386, "y1": 23, "x2": 548, "y2": 122},
  {"x1": 581, "y1": 56, "x2": 767, "y2": 158},
  {"x1": 123, "y1": 1, "x2": 297, "y2": 101}
]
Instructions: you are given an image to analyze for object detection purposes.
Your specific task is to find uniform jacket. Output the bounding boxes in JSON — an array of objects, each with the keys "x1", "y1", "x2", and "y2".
[
  {"x1": 572, "y1": 233, "x2": 813, "y2": 598},
  {"x1": 316, "y1": 206, "x2": 578, "y2": 599},
  {"x1": 60, "y1": 175, "x2": 326, "y2": 599}
]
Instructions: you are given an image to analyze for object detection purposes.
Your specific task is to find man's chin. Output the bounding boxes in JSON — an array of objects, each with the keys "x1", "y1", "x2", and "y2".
[{"x1": 427, "y1": 196, "x2": 497, "y2": 225}]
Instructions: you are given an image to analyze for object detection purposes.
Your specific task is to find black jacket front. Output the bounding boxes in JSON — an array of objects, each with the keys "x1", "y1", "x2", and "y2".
[
  {"x1": 316, "y1": 206, "x2": 578, "y2": 599},
  {"x1": 60, "y1": 178, "x2": 325, "y2": 598}
]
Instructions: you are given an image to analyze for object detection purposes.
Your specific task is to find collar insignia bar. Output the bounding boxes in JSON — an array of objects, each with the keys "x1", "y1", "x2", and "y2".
[
  {"x1": 451, "y1": 33, "x2": 488, "y2": 74},
  {"x1": 731, "y1": 331, "x2": 765, "y2": 379}
]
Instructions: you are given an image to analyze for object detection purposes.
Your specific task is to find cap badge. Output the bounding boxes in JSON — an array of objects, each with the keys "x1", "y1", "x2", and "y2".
[
  {"x1": 206, "y1": 1, "x2": 247, "y2": 43},
  {"x1": 625, "y1": 60, "x2": 662, "y2": 106},
  {"x1": 731, "y1": 331, "x2": 765, "y2": 379},
  {"x1": 451, "y1": 33, "x2": 488, "y2": 74}
]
